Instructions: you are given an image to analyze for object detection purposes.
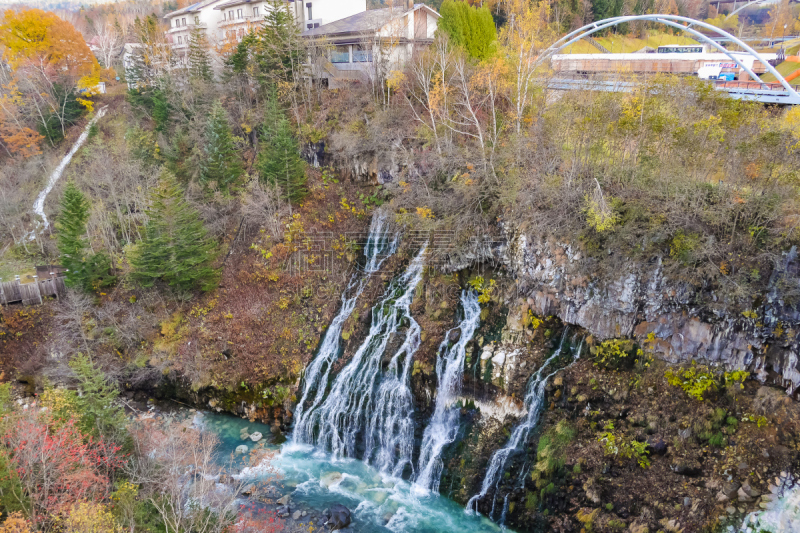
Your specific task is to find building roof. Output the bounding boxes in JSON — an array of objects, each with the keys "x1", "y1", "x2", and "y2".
[
  {"x1": 163, "y1": 0, "x2": 224, "y2": 19},
  {"x1": 213, "y1": 0, "x2": 261, "y2": 10},
  {"x1": 302, "y1": 4, "x2": 437, "y2": 38}
]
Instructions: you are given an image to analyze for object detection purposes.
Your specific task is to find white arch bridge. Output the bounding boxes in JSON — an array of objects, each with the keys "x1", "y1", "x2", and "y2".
[{"x1": 542, "y1": 15, "x2": 800, "y2": 105}]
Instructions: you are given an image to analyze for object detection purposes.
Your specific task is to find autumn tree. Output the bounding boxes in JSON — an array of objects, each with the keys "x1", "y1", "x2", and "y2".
[
  {"x1": 0, "y1": 9, "x2": 101, "y2": 144},
  {"x1": 2, "y1": 409, "x2": 124, "y2": 531},
  {"x1": 92, "y1": 21, "x2": 123, "y2": 69},
  {"x1": 500, "y1": 0, "x2": 557, "y2": 133},
  {"x1": 127, "y1": 419, "x2": 243, "y2": 533}
]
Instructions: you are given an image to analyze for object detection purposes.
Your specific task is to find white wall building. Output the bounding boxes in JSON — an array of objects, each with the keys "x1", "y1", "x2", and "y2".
[
  {"x1": 302, "y1": 1, "x2": 439, "y2": 88},
  {"x1": 163, "y1": 0, "x2": 367, "y2": 52}
]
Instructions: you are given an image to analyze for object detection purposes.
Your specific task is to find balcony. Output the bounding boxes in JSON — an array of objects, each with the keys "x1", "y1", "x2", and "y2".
[
  {"x1": 167, "y1": 22, "x2": 206, "y2": 34},
  {"x1": 219, "y1": 16, "x2": 252, "y2": 27}
]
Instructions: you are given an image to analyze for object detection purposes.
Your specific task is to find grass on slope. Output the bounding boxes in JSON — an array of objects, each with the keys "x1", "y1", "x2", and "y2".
[
  {"x1": 560, "y1": 32, "x2": 698, "y2": 54},
  {"x1": 760, "y1": 60, "x2": 800, "y2": 82}
]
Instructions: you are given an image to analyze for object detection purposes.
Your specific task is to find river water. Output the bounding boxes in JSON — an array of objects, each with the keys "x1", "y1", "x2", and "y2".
[{"x1": 196, "y1": 410, "x2": 510, "y2": 533}]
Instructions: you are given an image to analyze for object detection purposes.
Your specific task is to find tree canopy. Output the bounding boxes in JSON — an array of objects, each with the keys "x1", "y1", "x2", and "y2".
[
  {"x1": 132, "y1": 170, "x2": 219, "y2": 292},
  {"x1": 437, "y1": 0, "x2": 497, "y2": 61}
]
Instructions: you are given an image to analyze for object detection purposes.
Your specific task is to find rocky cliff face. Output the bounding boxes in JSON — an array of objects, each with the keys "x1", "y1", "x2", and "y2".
[{"x1": 500, "y1": 233, "x2": 800, "y2": 397}]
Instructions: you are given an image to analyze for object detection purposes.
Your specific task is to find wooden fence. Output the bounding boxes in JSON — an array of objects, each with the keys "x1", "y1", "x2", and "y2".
[{"x1": 0, "y1": 268, "x2": 67, "y2": 307}]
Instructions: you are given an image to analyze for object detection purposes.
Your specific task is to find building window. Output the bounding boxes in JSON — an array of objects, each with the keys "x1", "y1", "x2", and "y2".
[
  {"x1": 353, "y1": 44, "x2": 372, "y2": 62},
  {"x1": 229, "y1": 11, "x2": 234, "y2": 20},
  {"x1": 306, "y1": 2, "x2": 312, "y2": 20},
  {"x1": 331, "y1": 45, "x2": 349, "y2": 63},
  {"x1": 253, "y1": 7, "x2": 259, "y2": 17},
  {"x1": 182, "y1": 17, "x2": 186, "y2": 26},
  {"x1": 177, "y1": 36, "x2": 182, "y2": 44},
  {"x1": 237, "y1": 8, "x2": 242, "y2": 18}
]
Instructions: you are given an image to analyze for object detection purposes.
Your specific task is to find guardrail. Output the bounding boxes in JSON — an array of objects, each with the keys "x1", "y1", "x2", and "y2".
[{"x1": 548, "y1": 74, "x2": 800, "y2": 104}]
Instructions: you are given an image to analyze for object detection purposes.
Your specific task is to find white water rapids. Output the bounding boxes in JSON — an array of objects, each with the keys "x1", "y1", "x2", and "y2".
[
  {"x1": 28, "y1": 106, "x2": 108, "y2": 239},
  {"x1": 414, "y1": 290, "x2": 482, "y2": 493}
]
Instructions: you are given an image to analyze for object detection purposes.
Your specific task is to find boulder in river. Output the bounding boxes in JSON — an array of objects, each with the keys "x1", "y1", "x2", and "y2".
[
  {"x1": 320, "y1": 471, "x2": 343, "y2": 488},
  {"x1": 324, "y1": 504, "x2": 351, "y2": 530},
  {"x1": 235, "y1": 445, "x2": 248, "y2": 455},
  {"x1": 249, "y1": 431, "x2": 263, "y2": 442}
]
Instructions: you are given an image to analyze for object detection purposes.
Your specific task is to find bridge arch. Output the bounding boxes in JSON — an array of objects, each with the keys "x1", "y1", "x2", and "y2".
[{"x1": 540, "y1": 15, "x2": 800, "y2": 100}]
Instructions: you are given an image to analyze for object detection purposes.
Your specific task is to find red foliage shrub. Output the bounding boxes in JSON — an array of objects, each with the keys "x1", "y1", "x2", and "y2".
[{"x1": 2, "y1": 408, "x2": 125, "y2": 529}]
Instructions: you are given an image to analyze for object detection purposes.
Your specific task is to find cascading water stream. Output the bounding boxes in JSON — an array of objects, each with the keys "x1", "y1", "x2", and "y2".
[
  {"x1": 293, "y1": 211, "x2": 398, "y2": 444},
  {"x1": 363, "y1": 252, "x2": 425, "y2": 477},
  {"x1": 414, "y1": 290, "x2": 482, "y2": 493},
  {"x1": 295, "y1": 246, "x2": 427, "y2": 475},
  {"x1": 28, "y1": 106, "x2": 108, "y2": 240},
  {"x1": 466, "y1": 330, "x2": 579, "y2": 515}
]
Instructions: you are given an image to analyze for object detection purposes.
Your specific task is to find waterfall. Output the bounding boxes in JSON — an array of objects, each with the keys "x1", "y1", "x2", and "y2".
[
  {"x1": 295, "y1": 245, "x2": 427, "y2": 475},
  {"x1": 293, "y1": 211, "x2": 398, "y2": 444},
  {"x1": 28, "y1": 106, "x2": 108, "y2": 240},
  {"x1": 499, "y1": 494, "x2": 510, "y2": 529},
  {"x1": 414, "y1": 290, "x2": 482, "y2": 493},
  {"x1": 363, "y1": 249, "x2": 425, "y2": 477},
  {"x1": 467, "y1": 330, "x2": 577, "y2": 515}
]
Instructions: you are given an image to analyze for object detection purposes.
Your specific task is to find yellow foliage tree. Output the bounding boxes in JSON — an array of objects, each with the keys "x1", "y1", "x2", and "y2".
[
  {"x1": 0, "y1": 512, "x2": 32, "y2": 533},
  {"x1": 60, "y1": 502, "x2": 122, "y2": 533},
  {"x1": 499, "y1": 0, "x2": 558, "y2": 133},
  {"x1": 0, "y1": 8, "x2": 97, "y2": 74},
  {"x1": 0, "y1": 9, "x2": 100, "y2": 147}
]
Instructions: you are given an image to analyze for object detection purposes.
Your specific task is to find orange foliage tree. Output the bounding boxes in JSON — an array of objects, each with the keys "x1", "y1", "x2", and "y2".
[{"x1": 0, "y1": 8, "x2": 102, "y2": 153}]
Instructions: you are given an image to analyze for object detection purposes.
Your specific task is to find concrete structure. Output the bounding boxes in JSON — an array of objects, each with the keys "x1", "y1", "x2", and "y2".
[
  {"x1": 552, "y1": 51, "x2": 777, "y2": 80},
  {"x1": 302, "y1": 1, "x2": 439, "y2": 87},
  {"x1": 162, "y1": 0, "x2": 367, "y2": 52}
]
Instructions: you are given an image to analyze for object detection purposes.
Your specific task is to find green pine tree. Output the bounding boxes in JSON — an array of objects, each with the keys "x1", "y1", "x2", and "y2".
[
  {"x1": 132, "y1": 170, "x2": 219, "y2": 292},
  {"x1": 68, "y1": 353, "x2": 128, "y2": 443},
  {"x1": 225, "y1": 31, "x2": 256, "y2": 76},
  {"x1": 200, "y1": 101, "x2": 243, "y2": 190},
  {"x1": 254, "y1": 0, "x2": 306, "y2": 87},
  {"x1": 56, "y1": 183, "x2": 115, "y2": 292},
  {"x1": 188, "y1": 22, "x2": 213, "y2": 82},
  {"x1": 437, "y1": 0, "x2": 496, "y2": 61},
  {"x1": 257, "y1": 91, "x2": 307, "y2": 204}
]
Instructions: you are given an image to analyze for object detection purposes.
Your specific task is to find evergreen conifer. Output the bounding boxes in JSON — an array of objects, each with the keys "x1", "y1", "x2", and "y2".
[
  {"x1": 132, "y1": 170, "x2": 219, "y2": 292},
  {"x1": 257, "y1": 91, "x2": 307, "y2": 204},
  {"x1": 188, "y1": 22, "x2": 213, "y2": 82},
  {"x1": 68, "y1": 354, "x2": 128, "y2": 443},
  {"x1": 200, "y1": 101, "x2": 243, "y2": 190},
  {"x1": 56, "y1": 183, "x2": 114, "y2": 292},
  {"x1": 255, "y1": 0, "x2": 305, "y2": 87}
]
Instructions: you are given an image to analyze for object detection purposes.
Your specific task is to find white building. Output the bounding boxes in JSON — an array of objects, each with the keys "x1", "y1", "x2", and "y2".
[
  {"x1": 162, "y1": 0, "x2": 367, "y2": 51},
  {"x1": 302, "y1": 1, "x2": 439, "y2": 87}
]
